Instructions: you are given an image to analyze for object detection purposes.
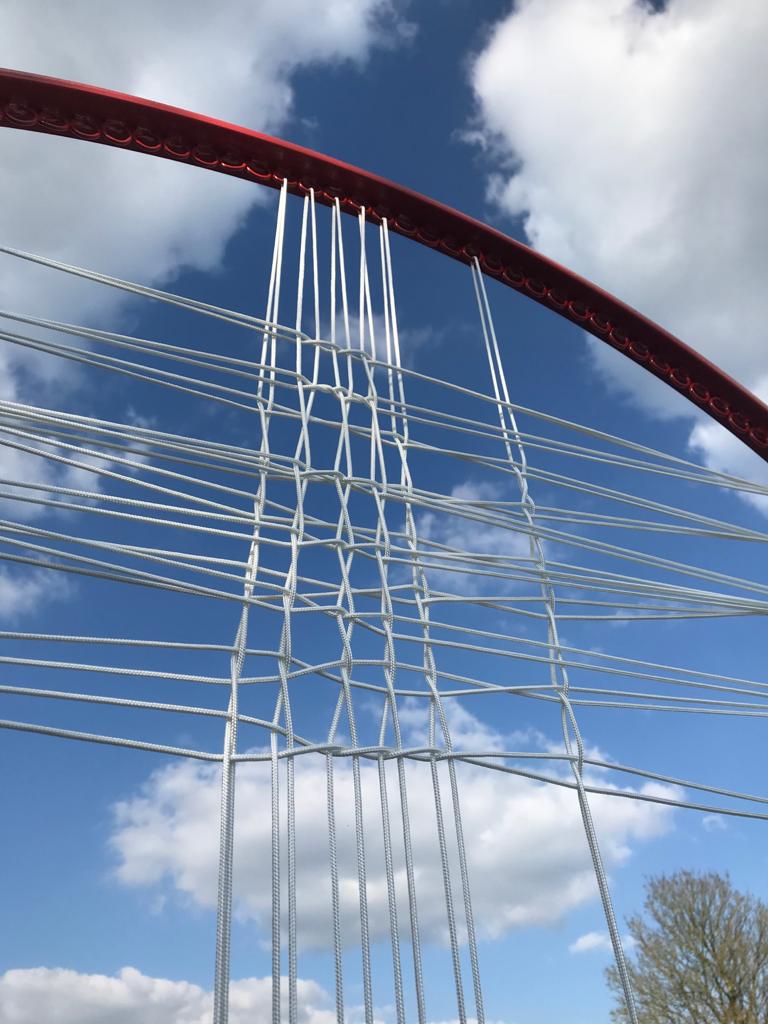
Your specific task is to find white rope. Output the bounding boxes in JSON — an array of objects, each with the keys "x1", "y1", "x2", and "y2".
[
  {"x1": 329, "y1": 197, "x2": 374, "y2": 1024},
  {"x1": 3, "y1": 198, "x2": 768, "y2": 1024},
  {"x1": 387, "y1": 230, "x2": 482, "y2": 1024},
  {"x1": 472, "y1": 258, "x2": 638, "y2": 1024}
]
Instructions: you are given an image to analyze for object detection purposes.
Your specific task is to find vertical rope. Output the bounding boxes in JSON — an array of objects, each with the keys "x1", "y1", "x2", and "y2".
[
  {"x1": 211, "y1": 612, "x2": 241, "y2": 1024},
  {"x1": 329, "y1": 198, "x2": 374, "y2": 1024},
  {"x1": 380, "y1": 219, "x2": 427, "y2": 1024},
  {"x1": 12, "y1": 180, "x2": 767, "y2": 1024},
  {"x1": 471, "y1": 258, "x2": 638, "y2": 1024},
  {"x1": 325, "y1": 202, "x2": 346, "y2": 1024},
  {"x1": 277, "y1": 191, "x2": 317, "y2": 1024},
  {"x1": 326, "y1": 693, "x2": 346, "y2": 1024},
  {"x1": 263, "y1": 182, "x2": 289, "y2": 1024},
  {"x1": 381, "y1": 220, "x2": 485, "y2": 1024},
  {"x1": 212, "y1": 181, "x2": 289, "y2": 1024},
  {"x1": 357, "y1": 209, "x2": 406, "y2": 1024}
]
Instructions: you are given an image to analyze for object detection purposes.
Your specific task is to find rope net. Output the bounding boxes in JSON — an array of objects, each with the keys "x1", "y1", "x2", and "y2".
[{"x1": 2, "y1": 184, "x2": 768, "y2": 1024}]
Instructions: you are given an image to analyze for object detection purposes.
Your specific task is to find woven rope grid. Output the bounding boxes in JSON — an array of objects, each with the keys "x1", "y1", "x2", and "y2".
[{"x1": 2, "y1": 185, "x2": 768, "y2": 1024}]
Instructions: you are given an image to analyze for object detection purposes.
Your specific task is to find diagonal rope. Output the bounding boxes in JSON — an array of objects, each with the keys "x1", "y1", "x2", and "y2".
[
  {"x1": 471, "y1": 257, "x2": 639, "y2": 1024},
  {"x1": 5, "y1": 190, "x2": 768, "y2": 1024}
]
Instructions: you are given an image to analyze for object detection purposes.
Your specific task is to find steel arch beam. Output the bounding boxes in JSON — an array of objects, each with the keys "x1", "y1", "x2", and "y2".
[{"x1": 1, "y1": 67, "x2": 766, "y2": 459}]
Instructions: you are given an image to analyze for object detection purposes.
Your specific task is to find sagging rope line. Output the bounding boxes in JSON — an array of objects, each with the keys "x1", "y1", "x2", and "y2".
[
  {"x1": 472, "y1": 257, "x2": 639, "y2": 1023},
  {"x1": 3, "y1": 190, "x2": 766, "y2": 1024},
  {"x1": 2, "y1": 242, "x2": 766, "y2": 497}
]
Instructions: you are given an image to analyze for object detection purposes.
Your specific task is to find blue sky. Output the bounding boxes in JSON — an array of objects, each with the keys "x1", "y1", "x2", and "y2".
[{"x1": 1, "y1": 2, "x2": 767, "y2": 1023}]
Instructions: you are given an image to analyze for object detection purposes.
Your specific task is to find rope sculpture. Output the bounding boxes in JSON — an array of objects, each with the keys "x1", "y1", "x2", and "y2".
[{"x1": 2, "y1": 186, "x2": 768, "y2": 1024}]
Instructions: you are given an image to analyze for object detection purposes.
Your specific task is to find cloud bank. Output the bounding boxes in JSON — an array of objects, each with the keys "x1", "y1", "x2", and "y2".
[
  {"x1": 111, "y1": 702, "x2": 677, "y2": 947},
  {"x1": 0, "y1": 0, "x2": 406, "y2": 613},
  {"x1": 1, "y1": 0, "x2": 405, "y2": 322},
  {"x1": 470, "y1": 0, "x2": 768, "y2": 478},
  {"x1": 0, "y1": 967, "x2": 335, "y2": 1024}
]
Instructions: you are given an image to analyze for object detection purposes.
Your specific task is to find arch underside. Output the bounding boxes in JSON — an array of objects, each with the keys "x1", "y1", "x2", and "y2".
[{"x1": 0, "y1": 66, "x2": 765, "y2": 460}]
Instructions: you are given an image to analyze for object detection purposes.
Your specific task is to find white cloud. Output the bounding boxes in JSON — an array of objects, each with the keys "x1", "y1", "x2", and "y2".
[
  {"x1": 110, "y1": 702, "x2": 678, "y2": 947},
  {"x1": 0, "y1": 0, "x2": 406, "y2": 439},
  {"x1": 417, "y1": 480, "x2": 531, "y2": 594},
  {"x1": 0, "y1": 567, "x2": 68, "y2": 621},
  {"x1": 429, "y1": 1020, "x2": 507, "y2": 1024},
  {"x1": 701, "y1": 813, "x2": 727, "y2": 832},
  {"x1": 0, "y1": 966, "x2": 335, "y2": 1024},
  {"x1": 470, "y1": 0, "x2": 768, "y2": 472},
  {"x1": 0, "y1": 966, "x2": 501, "y2": 1024},
  {"x1": 0, "y1": 403, "x2": 111, "y2": 521},
  {"x1": 0, "y1": 0, "x2": 406, "y2": 584},
  {"x1": 688, "y1": 375, "x2": 768, "y2": 510},
  {"x1": 568, "y1": 930, "x2": 611, "y2": 954},
  {"x1": 1, "y1": 0, "x2": 403, "y2": 315},
  {"x1": 396, "y1": 697, "x2": 542, "y2": 753}
]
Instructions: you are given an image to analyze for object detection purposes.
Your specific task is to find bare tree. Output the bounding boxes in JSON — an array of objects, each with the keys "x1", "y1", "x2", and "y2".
[{"x1": 606, "y1": 871, "x2": 768, "y2": 1024}]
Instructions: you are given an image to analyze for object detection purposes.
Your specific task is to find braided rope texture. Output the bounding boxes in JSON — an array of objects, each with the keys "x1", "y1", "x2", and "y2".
[
  {"x1": 1, "y1": 185, "x2": 768, "y2": 1024},
  {"x1": 2, "y1": 67, "x2": 767, "y2": 457}
]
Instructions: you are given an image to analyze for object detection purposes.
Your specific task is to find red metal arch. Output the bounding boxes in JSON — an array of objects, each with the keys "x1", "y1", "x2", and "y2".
[{"x1": 1, "y1": 67, "x2": 766, "y2": 459}]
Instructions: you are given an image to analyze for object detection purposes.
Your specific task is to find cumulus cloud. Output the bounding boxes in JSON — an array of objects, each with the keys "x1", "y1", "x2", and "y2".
[
  {"x1": 0, "y1": 567, "x2": 69, "y2": 621},
  {"x1": 429, "y1": 1020, "x2": 506, "y2": 1024},
  {"x1": 417, "y1": 480, "x2": 531, "y2": 594},
  {"x1": 568, "y1": 930, "x2": 611, "y2": 955},
  {"x1": 701, "y1": 813, "x2": 727, "y2": 832},
  {"x1": 0, "y1": 966, "x2": 335, "y2": 1024},
  {"x1": 688, "y1": 376, "x2": 768, "y2": 504},
  {"x1": 0, "y1": 0, "x2": 407, "y2": 597},
  {"x1": 110, "y1": 702, "x2": 678, "y2": 948},
  {"x1": 396, "y1": 696, "x2": 543, "y2": 753},
  {"x1": 470, "y1": 0, "x2": 768, "y2": 473},
  {"x1": 0, "y1": 0, "x2": 406, "y2": 392},
  {"x1": 0, "y1": 966, "x2": 502, "y2": 1024}
]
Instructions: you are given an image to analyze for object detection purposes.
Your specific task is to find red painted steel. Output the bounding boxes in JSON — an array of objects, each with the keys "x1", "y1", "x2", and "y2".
[{"x1": 1, "y1": 67, "x2": 766, "y2": 458}]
